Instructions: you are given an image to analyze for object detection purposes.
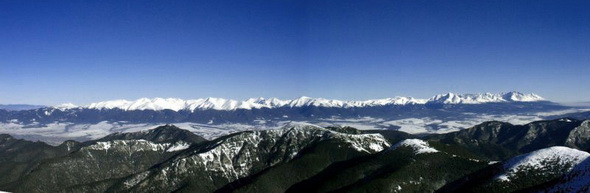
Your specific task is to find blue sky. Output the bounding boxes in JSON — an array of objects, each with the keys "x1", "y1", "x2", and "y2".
[{"x1": 1, "y1": 0, "x2": 589, "y2": 105}]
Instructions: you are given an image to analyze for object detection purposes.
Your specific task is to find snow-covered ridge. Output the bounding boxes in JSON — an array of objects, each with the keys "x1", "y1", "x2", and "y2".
[
  {"x1": 84, "y1": 139, "x2": 190, "y2": 152},
  {"x1": 428, "y1": 92, "x2": 544, "y2": 104},
  {"x1": 117, "y1": 124, "x2": 390, "y2": 189},
  {"x1": 55, "y1": 91, "x2": 545, "y2": 111},
  {"x1": 495, "y1": 146, "x2": 590, "y2": 181},
  {"x1": 54, "y1": 103, "x2": 78, "y2": 110},
  {"x1": 390, "y1": 139, "x2": 439, "y2": 154}
]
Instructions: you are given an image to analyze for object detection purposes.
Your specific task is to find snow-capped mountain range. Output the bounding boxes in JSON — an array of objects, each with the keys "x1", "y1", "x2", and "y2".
[{"x1": 54, "y1": 91, "x2": 544, "y2": 112}]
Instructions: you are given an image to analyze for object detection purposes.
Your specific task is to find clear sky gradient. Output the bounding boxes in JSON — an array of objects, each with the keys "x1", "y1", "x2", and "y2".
[{"x1": 1, "y1": 0, "x2": 589, "y2": 105}]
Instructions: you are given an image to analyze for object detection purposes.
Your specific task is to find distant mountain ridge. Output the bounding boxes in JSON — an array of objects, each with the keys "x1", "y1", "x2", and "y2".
[
  {"x1": 0, "y1": 104, "x2": 45, "y2": 111},
  {"x1": 1, "y1": 91, "x2": 575, "y2": 145},
  {"x1": 53, "y1": 91, "x2": 544, "y2": 111}
]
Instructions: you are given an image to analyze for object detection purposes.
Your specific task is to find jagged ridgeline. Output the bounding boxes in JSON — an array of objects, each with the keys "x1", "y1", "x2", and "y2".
[
  {"x1": 0, "y1": 92, "x2": 568, "y2": 125},
  {"x1": 1, "y1": 119, "x2": 590, "y2": 193}
]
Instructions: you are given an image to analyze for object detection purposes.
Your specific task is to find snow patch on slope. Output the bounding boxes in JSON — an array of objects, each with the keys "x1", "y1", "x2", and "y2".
[
  {"x1": 85, "y1": 140, "x2": 170, "y2": 152},
  {"x1": 391, "y1": 139, "x2": 439, "y2": 154},
  {"x1": 85, "y1": 140, "x2": 191, "y2": 152},
  {"x1": 131, "y1": 124, "x2": 391, "y2": 186},
  {"x1": 54, "y1": 103, "x2": 78, "y2": 110},
  {"x1": 166, "y1": 142, "x2": 191, "y2": 152},
  {"x1": 328, "y1": 132, "x2": 390, "y2": 153},
  {"x1": 495, "y1": 146, "x2": 590, "y2": 181}
]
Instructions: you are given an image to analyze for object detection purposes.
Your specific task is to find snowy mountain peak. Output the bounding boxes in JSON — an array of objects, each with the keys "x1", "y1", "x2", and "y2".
[
  {"x1": 245, "y1": 97, "x2": 266, "y2": 104},
  {"x1": 55, "y1": 91, "x2": 546, "y2": 111},
  {"x1": 54, "y1": 103, "x2": 78, "y2": 110},
  {"x1": 427, "y1": 92, "x2": 545, "y2": 104},
  {"x1": 501, "y1": 91, "x2": 544, "y2": 102}
]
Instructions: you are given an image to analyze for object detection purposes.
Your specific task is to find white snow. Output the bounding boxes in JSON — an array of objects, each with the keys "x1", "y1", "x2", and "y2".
[
  {"x1": 391, "y1": 139, "x2": 439, "y2": 154},
  {"x1": 51, "y1": 92, "x2": 545, "y2": 112},
  {"x1": 54, "y1": 103, "x2": 78, "y2": 110},
  {"x1": 495, "y1": 146, "x2": 590, "y2": 181},
  {"x1": 153, "y1": 124, "x2": 390, "y2": 184},
  {"x1": 85, "y1": 140, "x2": 171, "y2": 152},
  {"x1": 166, "y1": 142, "x2": 191, "y2": 152},
  {"x1": 428, "y1": 91, "x2": 544, "y2": 104},
  {"x1": 85, "y1": 140, "x2": 192, "y2": 153},
  {"x1": 330, "y1": 132, "x2": 391, "y2": 153}
]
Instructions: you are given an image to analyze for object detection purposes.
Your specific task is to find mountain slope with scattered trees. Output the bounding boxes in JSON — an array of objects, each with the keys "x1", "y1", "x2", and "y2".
[{"x1": 0, "y1": 118, "x2": 589, "y2": 193}]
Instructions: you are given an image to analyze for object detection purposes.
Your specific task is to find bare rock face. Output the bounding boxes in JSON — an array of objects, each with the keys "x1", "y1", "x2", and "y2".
[{"x1": 566, "y1": 120, "x2": 590, "y2": 150}]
